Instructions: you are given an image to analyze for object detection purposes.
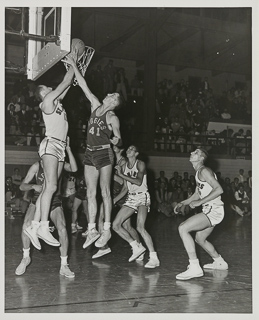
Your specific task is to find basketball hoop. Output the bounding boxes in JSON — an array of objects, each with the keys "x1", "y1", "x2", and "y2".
[{"x1": 63, "y1": 46, "x2": 95, "y2": 86}]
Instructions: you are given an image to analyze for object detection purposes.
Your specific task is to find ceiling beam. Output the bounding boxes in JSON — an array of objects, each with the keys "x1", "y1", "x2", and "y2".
[
  {"x1": 165, "y1": 11, "x2": 249, "y2": 36},
  {"x1": 100, "y1": 19, "x2": 145, "y2": 52},
  {"x1": 157, "y1": 28, "x2": 199, "y2": 56}
]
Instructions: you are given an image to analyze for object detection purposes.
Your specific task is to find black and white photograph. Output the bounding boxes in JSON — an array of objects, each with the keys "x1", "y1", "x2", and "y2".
[{"x1": 3, "y1": 0, "x2": 258, "y2": 317}]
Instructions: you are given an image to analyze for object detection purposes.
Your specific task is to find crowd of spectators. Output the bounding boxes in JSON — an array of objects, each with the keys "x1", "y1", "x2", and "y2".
[
  {"x1": 5, "y1": 69, "x2": 252, "y2": 157},
  {"x1": 154, "y1": 77, "x2": 252, "y2": 155},
  {"x1": 154, "y1": 168, "x2": 252, "y2": 218},
  {"x1": 5, "y1": 60, "x2": 145, "y2": 150}
]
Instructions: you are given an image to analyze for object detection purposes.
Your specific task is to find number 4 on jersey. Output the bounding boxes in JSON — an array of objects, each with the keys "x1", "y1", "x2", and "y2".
[{"x1": 89, "y1": 127, "x2": 100, "y2": 136}]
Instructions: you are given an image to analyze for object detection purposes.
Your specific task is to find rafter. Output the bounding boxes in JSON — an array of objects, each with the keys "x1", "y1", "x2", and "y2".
[
  {"x1": 157, "y1": 28, "x2": 199, "y2": 56},
  {"x1": 100, "y1": 20, "x2": 145, "y2": 52}
]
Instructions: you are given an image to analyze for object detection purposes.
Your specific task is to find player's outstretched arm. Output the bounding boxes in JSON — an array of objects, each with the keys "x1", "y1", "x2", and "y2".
[
  {"x1": 64, "y1": 136, "x2": 78, "y2": 173},
  {"x1": 108, "y1": 113, "x2": 122, "y2": 147},
  {"x1": 64, "y1": 55, "x2": 100, "y2": 110},
  {"x1": 20, "y1": 162, "x2": 42, "y2": 194},
  {"x1": 43, "y1": 66, "x2": 74, "y2": 108}
]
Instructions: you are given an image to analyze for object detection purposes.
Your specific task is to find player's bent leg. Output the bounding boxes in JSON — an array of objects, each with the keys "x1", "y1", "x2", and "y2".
[
  {"x1": 23, "y1": 204, "x2": 42, "y2": 250},
  {"x1": 123, "y1": 218, "x2": 144, "y2": 261},
  {"x1": 136, "y1": 206, "x2": 160, "y2": 268},
  {"x1": 195, "y1": 218, "x2": 228, "y2": 270},
  {"x1": 16, "y1": 204, "x2": 36, "y2": 275},
  {"x1": 37, "y1": 156, "x2": 61, "y2": 246},
  {"x1": 176, "y1": 213, "x2": 210, "y2": 280},
  {"x1": 50, "y1": 207, "x2": 75, "y2": 278},
  {"x1": 113, "y1": 206, "x2": 145, "y2": 262},
  {"x1": 95, "y1": 165, "x2": 113, "y2": 248},
  {"x1": 83, "y1": 166, "x2": 101, "y2": 248},
  {"x1": 71, "y1": 197, "x2": 82, "y2": 233}
]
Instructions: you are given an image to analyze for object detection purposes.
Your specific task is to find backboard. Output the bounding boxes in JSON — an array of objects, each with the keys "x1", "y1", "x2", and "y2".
[{"x1": 26, "y1": 7, "x2": 71, "y2": 81}]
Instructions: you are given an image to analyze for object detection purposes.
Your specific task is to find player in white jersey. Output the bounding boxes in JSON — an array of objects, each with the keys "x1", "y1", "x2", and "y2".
[
  {"x1": 113, "y1": 145, "x2": 160, "y2": 268},
  {"x1": 24, "y1": 50, "x2": 77, "y2": 249},
  {"x1": 174, "y1": 148, "x2": 228, "y2": 280}
]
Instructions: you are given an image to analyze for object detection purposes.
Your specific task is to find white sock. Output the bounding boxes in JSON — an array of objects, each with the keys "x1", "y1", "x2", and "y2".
[
  {"x1": 214, "y1": 255, "x2": 223, "y2": 261},
  {"x1": 150, "y1": 251, "x2": 158, "y2": 259},
  {"x1": 40, "y1": 221, "x2": 49, "y2": 228},
  {"x1": 189, "y1": 258, "x2": 199, "y2": 265},
  {"x1": 71, "y1": 223, "x2": 76, "y2": 227},
  {"x1": 60, "y1": 256, "x2": 68, "y2": 266},
  {"x1": 31, "y1": 220, "x2": 40, "y2": 229},
  {"x1": 23, "y1": 248, "x2": 30, "y2": 258},
  {"x1": 103, "y1": 222, "x2": 111, "y2": 231},
  {"x1": 88, "y1": 223, "x2": 96, "y2": 231},
  {"x1": 130, "y1": 240, "x2": 138, "y2": 248}
]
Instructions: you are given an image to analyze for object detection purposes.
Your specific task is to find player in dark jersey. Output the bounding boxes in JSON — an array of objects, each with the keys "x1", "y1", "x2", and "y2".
[
  {"x1": 64, "y1": 54, "x2": 122, "y2": 250},
  {"x1": 174, "y1": 148, "x2": 228, "y2": 280},
  {"x1": 71, "y1": 171, "x2": 89, "y2": 234},
  {"x1": 15, "y1": 141, "x2": 78, "y2": 277}
]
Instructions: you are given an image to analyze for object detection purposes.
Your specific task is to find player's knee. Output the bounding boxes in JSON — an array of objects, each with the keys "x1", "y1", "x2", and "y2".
[
  {"x1": 100, "y1": 188, "x2": 111, "y2": 200},
  {"x1": 136, "y1": 225, "x2": 145, "y2": 235},
  {"x1": 112, "y1": 221, "x2": 120, "y2": 232},
  {"x1": 57, "y1": 224, "x2": 67, "y2": 236},
  {"x1": 87, "y1": 189, "x2": 96, "y2": 200},
  {"x1": 178, "y1": 222, "x2": 187, "y2": 235},
  {"x1": 195, "y1": 234, "x2": 204, "y2": 246},
  {"x1": 45, "y1": 183, "x2": 58, "y2": 194}
]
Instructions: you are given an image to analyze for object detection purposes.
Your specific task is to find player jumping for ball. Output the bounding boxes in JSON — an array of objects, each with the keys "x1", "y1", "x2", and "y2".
[
  {"x1": 64, "y1": 53, "x2": 123, "y2": 249},
  {"x1": 174, "y1": 148, "x2": 228, "y2": 280},
  {"x1": 24, "y1": 49, "x2": 77, "y2": 248}
]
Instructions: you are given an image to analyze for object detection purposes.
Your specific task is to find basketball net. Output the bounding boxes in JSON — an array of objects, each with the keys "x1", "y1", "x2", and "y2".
[{"x1": 63, "y1": 46, "x2": 95, "y2": 86}]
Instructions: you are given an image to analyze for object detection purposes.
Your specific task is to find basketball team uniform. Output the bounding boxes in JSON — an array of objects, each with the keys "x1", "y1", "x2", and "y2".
[
  {"x1": 75, "y1": 177, "x2": 87, "y2": 201},
  {"x1": 62, "y1": 175, "x2": 76, "y2": 198},
  {"x1": 123, "y1": 160, "x2": 151, "y2": 212},
  {"x1": 113, "y1": 156, "x2": 127, "y2": 207},
  {"x1": 195, "y1": 167, "x2": 224, "y2": 227},
  {"x1": 30, "y1": 161, "x2": 62, "y2": 211},
  {"x1": 39, "y1": 101, "x2": 68, "y2": 162},
  {"x1": 83, "y1": 107, "x2": 114, "y2": 170}
]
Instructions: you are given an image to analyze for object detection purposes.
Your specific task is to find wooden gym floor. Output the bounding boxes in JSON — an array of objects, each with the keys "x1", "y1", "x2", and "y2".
[{"x1": 5, "y1": 208, "x2": 253, "y2": 314}]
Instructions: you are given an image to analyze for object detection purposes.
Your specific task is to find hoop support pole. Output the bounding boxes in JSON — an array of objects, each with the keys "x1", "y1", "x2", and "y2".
[{"x1": 5, "y1": 30, "x2": 59, "y2": 42}]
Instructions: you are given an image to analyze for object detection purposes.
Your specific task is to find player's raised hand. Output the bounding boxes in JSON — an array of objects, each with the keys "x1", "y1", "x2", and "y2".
[
  {"x1": 174, "y1": 202, "x2": 183, "y2": 214},
  {"x1": 110, "y1": 136, "x2": 120, "y2": 146}
]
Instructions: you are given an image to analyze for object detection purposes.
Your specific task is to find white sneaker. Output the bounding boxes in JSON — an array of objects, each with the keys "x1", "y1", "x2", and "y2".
[
  {"x1": 37, "y1": 225, "x2": 60, "y2": 247},
  {"x1": 176, "y1": 264, "x2": 204, "y2": 280},
  {"x1": 24, "y1": 226, "x2": 41, "y2": 250},
  {"x1": 82, "y1": 229, "x2": 88, "y2": 237},
  {"x1": 59, "y1": 264, "x2": 75, "y2": 278},
  {"x1": 92, "y1": 247, "x2": 111, "y2": 259},
  {"x1": 129, "y1": 243, "x2": 146, "y2": 262},
  {"x1": 145, "y1": 257, "x2": 160, "y2": 268},
  {"x1": 71, "y1": 224, "x2": 77, "y2": 234},
  {"x1": 95, "y1": 229, "x2": 111, "y2": 248},
  {"x1": 83, "y1": 229, "x2": 100, "y2": 249},
  {"x1": 136, "y1": 252, "x2": 145, "y2": 261},
  {"x1": 203, "y1": 257, "x2": 228, "y2": 270},
  {"x1": 76, "y1": 223, "x2": 83, "y2": 230},
  {"x1": 15, "y1": 257, "x2": 31, "y2": 275}
]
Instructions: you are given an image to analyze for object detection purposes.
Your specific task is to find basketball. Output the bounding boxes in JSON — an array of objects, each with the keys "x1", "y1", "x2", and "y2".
[{"x1": 71, "y1": 38, "x2": 85, "y2": 60}]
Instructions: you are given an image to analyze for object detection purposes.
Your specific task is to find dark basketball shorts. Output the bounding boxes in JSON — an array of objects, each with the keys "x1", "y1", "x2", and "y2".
[
  {"x1": 31, "y1": 195, "x2": 62, "y2": 212},
  {"x1": 83, "y1": 148, "x2": 114, "y2": 170},
  {"x1": 51, "y1": 195, "x2": 63, "y2": 211},
  {"x1": 75, "y1": 190, "x2": 87, "y2": 201}
]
